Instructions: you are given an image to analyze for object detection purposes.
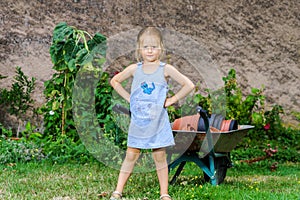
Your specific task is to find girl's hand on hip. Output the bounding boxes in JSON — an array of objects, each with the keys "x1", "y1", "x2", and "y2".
[{"x1": 164, "y1": 96, "x2": 178, "y2": 107}]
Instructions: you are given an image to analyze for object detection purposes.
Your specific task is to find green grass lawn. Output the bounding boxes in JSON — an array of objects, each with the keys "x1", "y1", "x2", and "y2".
[{"x1": 0, "y1": 161, "x2": 299, "y2": 200}]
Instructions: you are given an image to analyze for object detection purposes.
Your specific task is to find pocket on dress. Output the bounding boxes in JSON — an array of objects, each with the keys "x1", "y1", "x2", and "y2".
[{"x1": 131, "y1": 100, "x2": 163, "y2": 127}]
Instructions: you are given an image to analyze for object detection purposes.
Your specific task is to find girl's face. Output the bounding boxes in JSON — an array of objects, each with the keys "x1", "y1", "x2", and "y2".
[{"x1": 139, "y1": 35, "x2": 162, "y2": 64}]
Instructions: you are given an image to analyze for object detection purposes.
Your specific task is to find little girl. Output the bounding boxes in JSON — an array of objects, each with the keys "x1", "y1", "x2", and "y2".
[{"x1": 110, "y1": 27, "x2": 195, "y2": 200}]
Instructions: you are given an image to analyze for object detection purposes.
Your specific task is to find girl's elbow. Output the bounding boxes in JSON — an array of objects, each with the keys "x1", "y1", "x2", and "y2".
[
  {"x1": 191, "y1": 82, "x2": 195, "y2": 88},
  {"x1": 110, "y1": 78, "x2": 117, "y2": 88},
  {"x1": 189, "y1": 82, "x2": 195, "y2": 91},
  {"x1": 183, "y1": 82, "x2": 195, "y2": 94}
]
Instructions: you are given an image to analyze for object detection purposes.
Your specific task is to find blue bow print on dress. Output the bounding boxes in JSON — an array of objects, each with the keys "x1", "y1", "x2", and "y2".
[{"x1": 141, "y1": 82, "x2": 155, "y2": 94}]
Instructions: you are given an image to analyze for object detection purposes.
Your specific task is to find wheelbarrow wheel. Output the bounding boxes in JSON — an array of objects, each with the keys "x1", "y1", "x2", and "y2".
[{"x1": 203, "y1": 155, "x2": 230, "y2": 185}]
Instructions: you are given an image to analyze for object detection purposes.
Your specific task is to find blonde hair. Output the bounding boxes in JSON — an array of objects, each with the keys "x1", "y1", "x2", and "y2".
[{"x1": 135, "y1": 27, "x2": 165, "y2": 62}]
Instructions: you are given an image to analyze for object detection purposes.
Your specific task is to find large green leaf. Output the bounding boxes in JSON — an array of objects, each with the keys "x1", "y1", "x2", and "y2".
[
  {"x1": 88, "y1": 33, "x2": 107, "y2": 54},
  {"x1": 63, "y1": 40, "x2": 77, "y2": 62},
  {"x1": 251, "y1": 87, "x2": 260, "y2": 94},
  {"x1": 52, "y1": 101, "x2": 60, "y2": 110},
  {"x1": 53, "y1": 60, "x2": 68, "y2": 71},
  {"x1": 50, "y1": 22, "x2": 75, "y2": 66},
  {"x1": 52, "y1": 22, "x2": 74, "y2": 43},
  {"x1": 76, "y1": 33, "x2": 107, "y2": 66},
  {"x1": 67, "y1": 59, "x2": 76, "y2": 72},
  {"x1": 49, "y1": 44, "x2": 62, "y2": 64},
  {"x1": 65, "y1": 98, "x2": 73, "y2": 111},
  {"x1": 75, "y1": 48, "x2": 89, "y2": 65}
]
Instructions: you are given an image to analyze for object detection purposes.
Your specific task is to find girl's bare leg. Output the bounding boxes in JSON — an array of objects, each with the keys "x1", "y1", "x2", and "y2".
[
  {"x1": 152, "y1": 148, "x2": 170, "y2": 197},
  {"x1": 113, "y1": 147, "x2": 141, "y2": 195}
]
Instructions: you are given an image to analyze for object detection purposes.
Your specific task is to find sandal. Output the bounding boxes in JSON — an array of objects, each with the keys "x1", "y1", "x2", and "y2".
[
  {"x1": 160, "y1": 194, "x2": 172, "y2": 200},
  {"x1": 110, "y1": 191, "x2": 122, "y2": 200}
]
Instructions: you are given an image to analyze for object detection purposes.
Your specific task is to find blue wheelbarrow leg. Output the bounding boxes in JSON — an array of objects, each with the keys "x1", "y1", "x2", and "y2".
[
  {"x1": 168, "y1": 152, "x2": 189, "y2": 185},
  {"x1": 208, "y1": 153, "x2": 217, "y2": 185},
  {"x1": 169, "y1": 161, "x2": 186, "y2": 185},
  {"x1": 168, "y1": 152, "x2": 216, "y2": 185},
  {"x1": 203, "y1": 154, "x2": 230, "y2": 185},
  {"x1": 199, "y1": 108, "x2": 217, "y2": 185}
]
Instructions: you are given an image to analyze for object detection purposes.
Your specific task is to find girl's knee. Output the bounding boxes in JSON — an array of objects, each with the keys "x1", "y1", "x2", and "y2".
[
  {"x1": 124, "y1": 152, "x2": 140, "y2": 162},
  {"x1": 120, "y1": 148, "x2": 140, "y2": 173},
  {"x1": 152, "y1": 148, "x2": 167, "y2": 164},
  {"x1": 125, "y1": 147, "x2": 140, "y2": 162}
]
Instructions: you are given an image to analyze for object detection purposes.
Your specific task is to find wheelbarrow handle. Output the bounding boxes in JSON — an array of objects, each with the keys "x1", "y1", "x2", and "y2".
[
  {"x1": 112, "y1": 104, "x2": 131, "y2": 116},
  {"x1": 197, "y1": 106, "x2": 210, "y2": 131}
]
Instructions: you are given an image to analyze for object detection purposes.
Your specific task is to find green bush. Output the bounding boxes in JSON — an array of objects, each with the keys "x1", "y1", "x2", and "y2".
[
  {"x1": 0, "y1": 67, "x2": 36, "y2": 117},
  {"x1": 37, "y1": 22, "x2": 111, "y2": 163},
  {"x1": 42, "y1": 22, "x2": 106, "y2": 140},
  {"x1": 0, "y1": 136, "x2": 46, "y2": 164},
  {"x1": 0, "y1": 67, "x2": 36, "y2": 137},
  {"x1": 37, "y1": 134, "x2": 96, "y2": 164}
]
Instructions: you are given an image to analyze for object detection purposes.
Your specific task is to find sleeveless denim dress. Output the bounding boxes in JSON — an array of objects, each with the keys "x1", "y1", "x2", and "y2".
[{"x1": 127, "y1": 62, "x2": 175, "y2": 149}]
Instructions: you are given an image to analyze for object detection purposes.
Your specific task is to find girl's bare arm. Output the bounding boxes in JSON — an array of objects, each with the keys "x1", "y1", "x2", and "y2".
[
  {"x1": 110, "y1": 64, "x2": 137, "y2": 102},
  {"x1": 164, "y1": 64, "x2": 195, "y2": 107}
]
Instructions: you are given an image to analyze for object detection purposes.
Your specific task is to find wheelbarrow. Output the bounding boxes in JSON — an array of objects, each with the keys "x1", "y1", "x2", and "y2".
[{"x1": 167, "y1": 107, "x2": 254, "y2": 185}]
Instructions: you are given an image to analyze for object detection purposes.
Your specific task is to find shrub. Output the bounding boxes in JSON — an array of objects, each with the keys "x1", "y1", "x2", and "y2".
[
  {"x1": 0, "y1": 136, "x2": 46, "y2": 164},
  {"x1": 0, "y1": 67, "x2": 36, "y2": 137},
  {"x1": 36, "y1": 134, "x2": 96, "y2": 164},
  {"x1": 42, "y1": 22, "x2": 106, "y2": 140},
  {"x1": 0, "y1": 67, "x2": 36, "y2": 117}
]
